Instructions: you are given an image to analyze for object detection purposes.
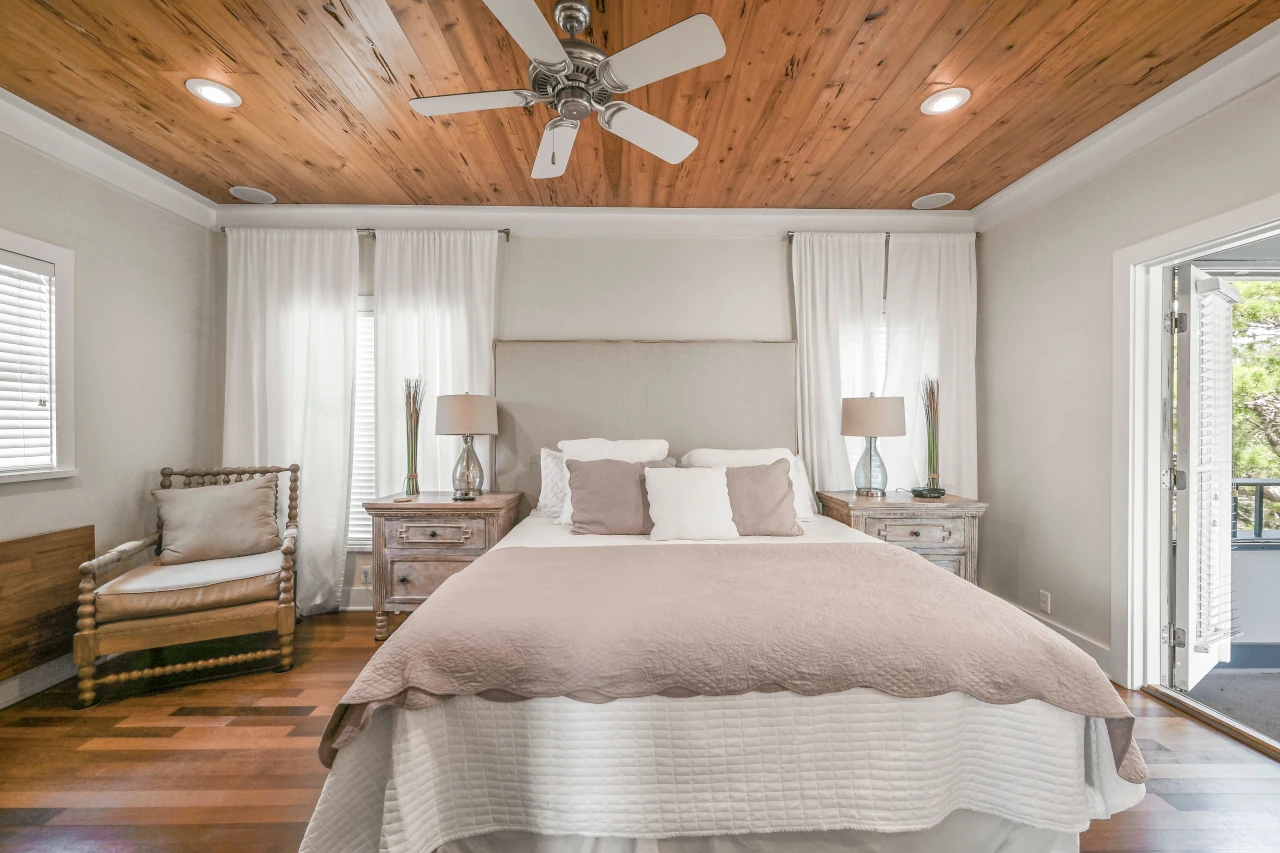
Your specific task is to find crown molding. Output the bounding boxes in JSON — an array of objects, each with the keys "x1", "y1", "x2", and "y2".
[
  {"x1": 973, "y1": 17, "x2": 1280, "y2": 232},
  {"x1": 0, "y1": 88, "x2": 218, "y2": 230},
  {"x1": 214, "y1": 204, "x2": 975, "y2": 239}
]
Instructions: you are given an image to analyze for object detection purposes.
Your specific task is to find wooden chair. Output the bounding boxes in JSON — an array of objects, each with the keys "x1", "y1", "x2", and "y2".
[{"x1": 73, "y1": 465, "x2": 300, "y2": 708}]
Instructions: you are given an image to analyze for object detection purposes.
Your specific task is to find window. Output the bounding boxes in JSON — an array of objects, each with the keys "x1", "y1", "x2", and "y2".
[
  {"x1": 0, "y1": 230, "x2": 74, "y2": 484},
  {"x1": 346, "y1": 301, "x2": 376, "y2": 547}
]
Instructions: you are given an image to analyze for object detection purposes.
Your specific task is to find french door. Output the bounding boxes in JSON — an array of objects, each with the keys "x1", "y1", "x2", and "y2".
[{"x1": 1165, "y1": 263, "x2": 1240, "y2": 691}]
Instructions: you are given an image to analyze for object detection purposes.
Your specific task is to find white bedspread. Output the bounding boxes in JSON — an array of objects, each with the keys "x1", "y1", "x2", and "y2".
[{"x1": 302, "y1": 517, "x2": 1143, "y2": 853}]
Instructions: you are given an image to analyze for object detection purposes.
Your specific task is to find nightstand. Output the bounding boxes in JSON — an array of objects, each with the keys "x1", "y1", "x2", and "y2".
[
  {"x1": 363, "y1": 491, "x2": 520, "y2": 640},
  {"x1": 817, "y1": 491, "x2": 988, "y2": 584}
]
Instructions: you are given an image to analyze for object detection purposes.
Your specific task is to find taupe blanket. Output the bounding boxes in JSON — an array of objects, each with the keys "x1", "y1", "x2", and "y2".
[{"x1": 322, "y1": 543, "x2": 1146, "y2": 783}]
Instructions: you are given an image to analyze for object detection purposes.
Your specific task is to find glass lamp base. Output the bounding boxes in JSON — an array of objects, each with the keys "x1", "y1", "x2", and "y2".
[
  {"x1": 452, "y1": 435, "x2": 484, "y2": 502},
  {"x1": 853, "y1": 436, "x2": 888, "y2": 497}
]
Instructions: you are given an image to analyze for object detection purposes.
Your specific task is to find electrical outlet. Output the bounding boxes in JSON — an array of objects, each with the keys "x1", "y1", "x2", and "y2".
[
  {"x1": 1039, "y1": 590, "x2": 1051, "y2": 615},
  {"x1": 361, "y1": 566, "x2": 370, "y2": 586}
]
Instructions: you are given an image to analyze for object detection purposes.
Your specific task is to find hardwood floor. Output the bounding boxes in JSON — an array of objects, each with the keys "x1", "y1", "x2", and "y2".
[{"x1": 0, "y1": 612, "x2": 1277, "y2": 852}]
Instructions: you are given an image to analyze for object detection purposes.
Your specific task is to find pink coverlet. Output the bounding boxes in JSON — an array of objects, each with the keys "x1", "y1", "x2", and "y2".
[{"x1": 321, "y1": 542, "x2": 1146, "y2": 783}]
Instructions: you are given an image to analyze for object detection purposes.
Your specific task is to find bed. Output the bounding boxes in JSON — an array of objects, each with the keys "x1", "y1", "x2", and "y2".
[
  {"x1": 302, "y1": 342, "x2": 1144, "y2": 853},
  {"x1": 301, "y1": 515, "x2": 1145, "y2": 853}
]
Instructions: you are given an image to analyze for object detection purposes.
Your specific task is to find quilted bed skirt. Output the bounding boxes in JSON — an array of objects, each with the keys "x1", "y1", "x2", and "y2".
[{"x1": 301, "y1": 688, "x2": 1145, "y2": 853}]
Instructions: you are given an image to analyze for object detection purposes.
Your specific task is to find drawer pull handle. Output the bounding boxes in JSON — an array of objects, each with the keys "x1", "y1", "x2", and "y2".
[
  {"x1": 911, "y1": 530, "x2": 921, "y2": 537},
  {"x1": 398, "y1": 575, "x2": 409, "y2": 584},
  {"x1": 429, "y1": 531, "x2": 438, "y2": 538}
]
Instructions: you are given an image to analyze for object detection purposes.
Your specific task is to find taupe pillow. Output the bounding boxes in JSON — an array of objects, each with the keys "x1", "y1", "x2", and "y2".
[
  {"x1": 725, "y1": 459, "x2": 803, "y2": 536},
  {"x1": 566, "y1": 458, "x2": 674, "y2": 535},
  {"x1": 153, "y1": 473, "x2": 282, "y2": 565}
]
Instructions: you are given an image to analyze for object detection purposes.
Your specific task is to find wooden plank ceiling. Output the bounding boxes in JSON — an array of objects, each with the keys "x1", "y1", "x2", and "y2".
[{"x1": 1, "y1": 0, "x2": 1277, "y2": 208}]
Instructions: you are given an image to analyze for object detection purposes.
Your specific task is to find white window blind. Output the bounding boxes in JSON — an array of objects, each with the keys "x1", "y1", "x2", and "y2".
[
  {"x1": 0, "y1": 252, "x2": 56, "y2": 472},
  {"x1": 1192, "y1": 288, "x2": 1235, "y2": 650},
  {"x1": 347, "y1": 310, "x2": 377, "y2": 547}
]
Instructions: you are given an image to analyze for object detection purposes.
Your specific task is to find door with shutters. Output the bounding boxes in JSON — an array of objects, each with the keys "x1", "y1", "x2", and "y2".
[{"x1": 1170, "y1": 263, "x2": 1240, "y2": 691}]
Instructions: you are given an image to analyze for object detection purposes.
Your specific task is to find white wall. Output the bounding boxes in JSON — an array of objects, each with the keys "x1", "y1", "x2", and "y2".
[
  {"x1": 1234, "y1": 551, "x2": 1280, "y2": 644},
  {"x1": 0, "y1": 133, "x2": 224, "y2": 553},
  {"x1": 977, "y1": 76, "x2": 1280, "y2": 652},
  {"x1": 498, "y1": 237, "x2": 792, "y2": 341}
]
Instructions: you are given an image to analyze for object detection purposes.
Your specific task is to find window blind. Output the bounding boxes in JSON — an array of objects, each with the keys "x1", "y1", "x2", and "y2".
[
  {"x1": 347, "y1": 311, "x2": 376, "y2": 546},
  {"x1": 0, "y1": 253, "x2": 55, "y2": 472},
  {"x1": 1192, "y1": 289, "x2": 1235, "y2": 650}
]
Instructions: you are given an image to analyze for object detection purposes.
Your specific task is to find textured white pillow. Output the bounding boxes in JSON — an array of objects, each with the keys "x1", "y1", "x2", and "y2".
[
  {"x1": 558, "y1": 438, "x2": 670, "y2": 462},
  {"x1": 644, "y1": 466, "x2": 740, "y2": 541},
  {"x1": 679, "y1": 448, "x2": 816, "y2": 521},
  {"x1": 790, "y1": 456, "x2": 818, "y2": 517},
  {"x1": 557, "y1": 438, "x2": 670, "y2": 526},
  {"x1": 531, "y1": 448, "x2": 569, "y2": 518}
]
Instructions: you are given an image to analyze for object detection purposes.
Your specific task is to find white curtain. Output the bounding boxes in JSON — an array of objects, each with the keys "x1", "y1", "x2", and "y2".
[
  {"x1": 793, "y1": 233, "x2": 887, "y2": 492},
  {"x1": 223, "y1": 228, "x2": 359, "y2": 615},
  {"x1": 883, "y1": 232, "x2": 978, "y2": 497},
  {"x1": 374, "y1": 230, "x2": 499, "y2": 497}
]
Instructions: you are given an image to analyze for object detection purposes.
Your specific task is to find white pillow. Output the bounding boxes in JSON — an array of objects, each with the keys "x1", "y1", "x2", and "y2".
[
  {"x1": 557, "y1": 438, "x2": 670, "y2": 526},
  {"x1": 531, "y1": 448, "x2": 569, "y2": 518},
  {"x1": 790, "y1": 456, "x2": 818, "y2": 517},
  {"x1": 644, "y1": 466, "x2": 740, "y2": 541},
  {"x1": 679, "y1": 448, "x2": 816, "y2": 521},
  {"x1": 558, "y1": 438, "x2": 670, "y2": 462}
]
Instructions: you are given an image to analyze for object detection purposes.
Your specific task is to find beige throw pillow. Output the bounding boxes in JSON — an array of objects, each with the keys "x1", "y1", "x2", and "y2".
[
  {"x1": 153, "y1": 473, "x2": 282, "y2": 565},
  {"x1": 725, "y1": 459, "x2": 803, "y2": 536},
  {"x1": 566, "y1": 458, "x2": 674, "y2": 535}
]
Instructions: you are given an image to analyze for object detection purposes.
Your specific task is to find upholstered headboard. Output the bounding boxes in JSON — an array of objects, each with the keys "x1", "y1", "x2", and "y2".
[{"x1": 494, "y1": 341, "x2": 797, "y2": 510}]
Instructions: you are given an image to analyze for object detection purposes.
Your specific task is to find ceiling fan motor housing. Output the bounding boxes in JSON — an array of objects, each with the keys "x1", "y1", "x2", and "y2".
[{"x1": 529, "y1": 40, "x2": 613, "y2": 120}]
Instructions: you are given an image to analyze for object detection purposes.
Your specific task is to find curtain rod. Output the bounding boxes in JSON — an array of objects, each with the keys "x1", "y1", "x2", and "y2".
[
  {"x1": 786, "y1": 231, "x2": 899, "y2": 238},
  {"x1": 786, "y1": 231, "x2": 981, "y2": 238},
  {"x1": 219, "y1": 227, "x2": 511, "y2": 241}
]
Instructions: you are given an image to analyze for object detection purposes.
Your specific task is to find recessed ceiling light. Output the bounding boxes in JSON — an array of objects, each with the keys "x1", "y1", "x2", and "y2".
[
  {"x1": 186, "y1": 78, "x2": 242, "y2": 108},
  {"x1": 912, "y1": 192, "x2": 956, "y2": 210},
  {"x1": 229, "y1": 186, "x2": 277, "y2": 204},
  {"x1": 920, "y1": 87, "x2": 970, "y2": 116}
]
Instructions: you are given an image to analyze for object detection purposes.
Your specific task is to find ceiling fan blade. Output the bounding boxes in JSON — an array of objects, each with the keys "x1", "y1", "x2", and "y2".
[
  {"x1": 598, "y1": 14, "x2": 726, "y2": 92},
  {"x1": 531, "y1": 118, "x2": 579, "y2": 179},
  {"x1": 479, "y1": 0, "x2": 571, "y2": 69},
  {"x1": 409, "y1": 89, "x2": 537, "y2": 118},
  {"x1": 598, "y1": 103, "x2": 697, "y2": 165}
]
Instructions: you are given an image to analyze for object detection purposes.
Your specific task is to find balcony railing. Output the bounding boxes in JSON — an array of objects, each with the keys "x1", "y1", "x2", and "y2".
[{"x1": 1233, "y1": 478, "x2": 1280, "y2": 550}]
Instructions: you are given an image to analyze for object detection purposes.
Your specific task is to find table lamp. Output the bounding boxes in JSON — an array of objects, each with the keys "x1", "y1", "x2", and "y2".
[
  {"x1": 435, "y1": 394, "x2": 498, "y2": 501},
  {"x1": 841, "y1": 395, "x2": 906, "y2": 497}
]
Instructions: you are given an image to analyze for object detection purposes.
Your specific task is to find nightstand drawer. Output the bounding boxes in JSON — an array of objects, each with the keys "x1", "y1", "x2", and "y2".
[
  {"x1": 866, "y1": 516, "x2": 966, "y2": 549},
  {"x1": 383, "y1": 516, "x2": 487, "y2": 555},
  {"x1": 924, "y1": 554, "x2": 966, "y2": 576},
  {"x1": 385, "y1": 556, "x2": 471, "y2": 604}
]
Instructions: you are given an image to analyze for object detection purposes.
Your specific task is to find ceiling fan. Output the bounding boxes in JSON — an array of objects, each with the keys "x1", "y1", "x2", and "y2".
[{"x1": 409, "y1": 0, "x2": 726, "y2": 179}]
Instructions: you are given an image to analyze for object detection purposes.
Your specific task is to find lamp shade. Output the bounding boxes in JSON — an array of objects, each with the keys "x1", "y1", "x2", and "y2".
[
  {"x1": 841, "y1": 396, "x2": 906, "y2": 437},
  {"x1": 435, "y1": 394, "x2": 498, "y2": 436}
]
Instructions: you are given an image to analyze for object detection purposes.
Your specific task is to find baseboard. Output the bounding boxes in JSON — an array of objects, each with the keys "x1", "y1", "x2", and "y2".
[
  {"x1": 1012, "y1": 602, "x2": 1114, "y2": 668},
  {"x1": 0, "y1": 654, "x2": 75, "y2": 711},
  {"x1": 340, "y1": 586, "x2": 373, "y2": 611}
]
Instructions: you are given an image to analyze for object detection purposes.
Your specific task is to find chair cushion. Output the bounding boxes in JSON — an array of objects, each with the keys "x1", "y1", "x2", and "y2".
[
  {"x1": 94, "y1": 549, "x2": 282, "y2": 624},
  {"x1": 152, "y1": 474, "x2": 282, "y2": 565}
]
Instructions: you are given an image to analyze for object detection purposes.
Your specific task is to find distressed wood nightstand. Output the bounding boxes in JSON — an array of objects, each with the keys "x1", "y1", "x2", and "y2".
[
  {"x1": 817, "y1": 491, "x2": 988, "y2": 585},
  {"x1": 363, "y1": 491, "x2": 520, "y2": 640}
]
